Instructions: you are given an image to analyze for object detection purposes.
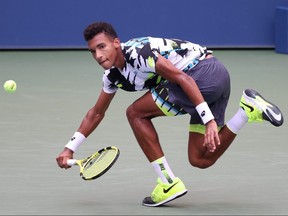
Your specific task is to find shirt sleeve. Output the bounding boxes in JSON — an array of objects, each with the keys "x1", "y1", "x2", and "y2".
[{"x1": 102, "y1": 71, "x2": 118, "y2": 94}]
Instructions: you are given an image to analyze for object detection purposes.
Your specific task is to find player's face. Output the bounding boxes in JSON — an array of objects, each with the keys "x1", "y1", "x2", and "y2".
[{"x1": 87, "y1": 33, "x2": 121, "y2": 70}]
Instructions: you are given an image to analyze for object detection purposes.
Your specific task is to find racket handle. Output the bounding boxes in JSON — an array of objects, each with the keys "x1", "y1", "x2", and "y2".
[{"x1": 67, "y1": 159, "x2": 77, "y2": 166}]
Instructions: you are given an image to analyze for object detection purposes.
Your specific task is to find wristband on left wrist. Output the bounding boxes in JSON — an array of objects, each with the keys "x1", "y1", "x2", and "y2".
[{"x1": 195, "y1": 102, "x2": 214, "y2": 124}]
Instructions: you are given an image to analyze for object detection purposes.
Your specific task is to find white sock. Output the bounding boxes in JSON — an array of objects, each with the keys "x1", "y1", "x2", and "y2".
[
  {"x1": 151, "y1": 156, "x2": 176, "y2": 184},
  {"x1": 226, "y1": 108, "x2": 248, "y2": 134}
]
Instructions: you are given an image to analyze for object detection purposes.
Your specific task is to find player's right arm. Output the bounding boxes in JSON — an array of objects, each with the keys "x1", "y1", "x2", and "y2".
[
  {"x1": 77, "y1": 90, "x2": 116, "y2": 137},
  {"x1": 56, "y1": 90, "x2": 116, "y2": 169}
]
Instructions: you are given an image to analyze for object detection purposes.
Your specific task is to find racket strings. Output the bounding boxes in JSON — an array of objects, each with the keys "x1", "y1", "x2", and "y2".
[{"x1": 82, "y1": 149, "x2": 118, "y2": 179}]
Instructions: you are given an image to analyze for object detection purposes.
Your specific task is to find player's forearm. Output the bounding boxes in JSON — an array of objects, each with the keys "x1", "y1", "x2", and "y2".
[
  {"x1": 180, "y1": 76, "x2": 214, "y2": 124},
  {"x1": 78, "y1": 108, "x2": 105, "y2": 137},
  {"x1": 64, "y1": 109, "x2": 104, "y2": 152},
  {"x1": 179, "y1": 75, "x2": 204, "y2": 106}
]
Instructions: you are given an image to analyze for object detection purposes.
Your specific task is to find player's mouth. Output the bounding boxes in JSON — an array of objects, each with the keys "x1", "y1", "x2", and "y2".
[
  {"x1": 99, "y1": 60, "x2": 107, "y2": 65},
  {"x1": 99, "y1": 60, "x2": 111, "y2": 69}
]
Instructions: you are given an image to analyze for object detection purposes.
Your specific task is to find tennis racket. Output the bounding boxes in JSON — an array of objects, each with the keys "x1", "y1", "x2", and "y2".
[{"x1": 67, "y1": 146, "x2": 120, "y2": 180}]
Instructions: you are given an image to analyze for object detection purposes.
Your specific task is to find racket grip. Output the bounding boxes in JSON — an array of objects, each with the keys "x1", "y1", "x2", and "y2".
[{"x1": 67, "y1": 159, "x2": 77, "y2": 166}]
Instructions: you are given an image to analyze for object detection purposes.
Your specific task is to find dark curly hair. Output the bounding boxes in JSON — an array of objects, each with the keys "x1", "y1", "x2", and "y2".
[{"x1": 83, "y1": 22, "x2": 118, "y2": 41}]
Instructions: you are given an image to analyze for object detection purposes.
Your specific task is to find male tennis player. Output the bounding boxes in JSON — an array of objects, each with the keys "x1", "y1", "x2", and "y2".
[{"x1": 56, "y1": 21, "x2": 284, "y2": 207}]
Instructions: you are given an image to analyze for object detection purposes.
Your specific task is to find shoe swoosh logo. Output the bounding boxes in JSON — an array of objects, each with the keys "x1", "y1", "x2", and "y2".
[
  {"x1": 163, "y1": 182, "x2": 179, "y2": 193},
  {"x1": 266, "y1": 106, "x2": 282, "y2": 121},
  {"x1": 240, "y1": 102, "x2": 254, "y2": 112}
]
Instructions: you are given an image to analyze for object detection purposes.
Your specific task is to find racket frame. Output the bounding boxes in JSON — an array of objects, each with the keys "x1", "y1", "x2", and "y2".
[{"x1": 68, "y1": 146, "x2": 120, "y2": 180}]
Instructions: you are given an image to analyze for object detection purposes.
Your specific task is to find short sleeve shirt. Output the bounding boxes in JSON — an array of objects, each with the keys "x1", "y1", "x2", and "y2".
[{"x1": 102, "y1": 37, "x2": 212, "y2": 94}]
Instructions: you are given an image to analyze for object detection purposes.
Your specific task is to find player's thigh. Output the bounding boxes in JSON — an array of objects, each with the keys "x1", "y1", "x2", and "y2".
[{"x1": 127, "y1": 91, "x2": 164, "y2": 118}]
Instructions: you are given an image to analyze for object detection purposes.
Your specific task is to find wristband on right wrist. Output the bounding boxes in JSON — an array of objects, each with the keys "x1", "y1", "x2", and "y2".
[{"x1": 65, "y1": 132, "x2": 86, "y2": 152}]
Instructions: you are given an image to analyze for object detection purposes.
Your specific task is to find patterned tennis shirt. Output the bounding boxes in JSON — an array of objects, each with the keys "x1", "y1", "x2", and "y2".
[{"x1": 102, "y1": 37, "x2": 212, "y2": 94}]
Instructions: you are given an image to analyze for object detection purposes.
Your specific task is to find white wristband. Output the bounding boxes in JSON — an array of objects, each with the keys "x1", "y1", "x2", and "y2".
[
  {"x1": 65, "y1": 132, "x2": 86, "y2": 152},
  {"x1": 195, "y1": 102, "x2": 214, "y2": 124}
]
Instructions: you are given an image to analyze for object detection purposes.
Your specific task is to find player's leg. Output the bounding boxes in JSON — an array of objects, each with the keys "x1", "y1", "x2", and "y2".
[
  {"x1": 188, "y1": 125, "x2": 236, "y2": 169},
  {"x1": 187, "y1": 88, "x2": 284, "y2": 169},
  {"x1": 126, "y1": 85, "x2": 187, "y2": 163},
  {"x1": 126, "y1": 86, "x2": 188, "y2": 207},
  {"x1": 126, "y1": 90, "x2": 165, "y2": 162}
]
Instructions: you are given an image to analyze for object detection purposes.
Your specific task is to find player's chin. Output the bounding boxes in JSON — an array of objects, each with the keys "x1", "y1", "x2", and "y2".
[{"x1": 100, "y1": 61, "x2": 112, "y2": 70}]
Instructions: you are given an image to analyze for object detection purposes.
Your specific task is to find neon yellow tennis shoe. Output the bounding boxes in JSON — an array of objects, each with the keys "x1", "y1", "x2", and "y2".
[
  {"x1": 142, "y1": 177, "x2": 187, "y2": 207},
  {"x1": 240, "y1": 89, "x2": 284, "y2": 126}
]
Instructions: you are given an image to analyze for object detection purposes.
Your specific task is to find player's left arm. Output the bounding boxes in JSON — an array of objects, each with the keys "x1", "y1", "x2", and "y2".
[
  {"x1": 155, "y1": 55, "x2": 204, "y2": 105},
  {"x1": 155, "y1": 55, "x2": 220, "y2": 152}
]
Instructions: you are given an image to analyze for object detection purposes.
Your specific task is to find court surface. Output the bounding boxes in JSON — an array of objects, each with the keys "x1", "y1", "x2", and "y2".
[{"x1": 0, "y1": 49, "x2": 287, "y2": 215}]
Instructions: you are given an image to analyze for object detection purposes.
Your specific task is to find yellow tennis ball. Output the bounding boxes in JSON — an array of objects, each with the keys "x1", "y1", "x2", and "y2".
[{"x1": 4, "y1": 80, "x2": 17, "y2": 93}]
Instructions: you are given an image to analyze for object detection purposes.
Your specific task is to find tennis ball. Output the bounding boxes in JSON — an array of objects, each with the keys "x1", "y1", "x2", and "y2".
[{"x1": 3, "y1": 80, "x2": 17, "y2": 93}]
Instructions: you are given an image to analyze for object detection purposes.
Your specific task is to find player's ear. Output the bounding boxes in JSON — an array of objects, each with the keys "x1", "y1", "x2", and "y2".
[{"x1": 113, "y1": 38, "x2": 121, "y2": 48}]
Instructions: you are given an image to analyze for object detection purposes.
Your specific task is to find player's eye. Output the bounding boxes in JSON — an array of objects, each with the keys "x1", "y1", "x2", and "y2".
[
  {"x1": 99, "y1": 44, "x2": 105, "y2": 49},
  {"x1": 88, "y1": 49, "x2": 96, "y2": 54}
]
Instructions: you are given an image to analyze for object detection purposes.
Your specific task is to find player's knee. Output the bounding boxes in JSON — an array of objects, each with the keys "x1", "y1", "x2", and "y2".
[
  {"x1": 188, "y1": 157, "x2": 215, "y2": 169},
  {"x1": 126, "y1": 104, "x2": 140, "y2": 122},
  {"x1": 126, "y1": 105, "x2": 134, "y2": 120}
]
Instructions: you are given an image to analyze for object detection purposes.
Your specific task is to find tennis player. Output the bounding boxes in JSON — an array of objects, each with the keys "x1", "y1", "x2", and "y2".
[{"x1": 56, "y1": 21, "x2": 284, "y2": 207}]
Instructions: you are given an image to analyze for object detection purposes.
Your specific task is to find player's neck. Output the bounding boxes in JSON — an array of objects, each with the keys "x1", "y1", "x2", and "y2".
[{"x1": 114, "y1": 50, "x2": 125, "y2": 70}]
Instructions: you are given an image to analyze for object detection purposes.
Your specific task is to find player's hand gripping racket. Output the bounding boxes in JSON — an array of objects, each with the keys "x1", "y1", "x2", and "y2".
[{"x1": 67, "y1": 146, "x2": 120, "y2": 180}]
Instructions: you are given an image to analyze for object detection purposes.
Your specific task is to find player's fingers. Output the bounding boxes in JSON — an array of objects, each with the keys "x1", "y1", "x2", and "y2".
[
  {"x1": 56, "y1": 156, "x2": 62, "y2": 167},
  {"x1": 203, "y1": 133, "x2": 209, "y2": 148},
  {"x1": 204, "y1": 133, "x2": 215, "y2": 152},
  {"x1": 215, "y1": 132, "x2": 221, "y2": 146},
  {"x1": 56, "y1": 156, "x2": 69, "y2": 169},
  {"x1": 209, "y1": 143, "x2": 216, "y2": 152},
  {"x1": 209, "y1": 131, "x2": 216, "y2": 152},
  {"x1": 62, "y1": 158, "x2": 72, "y2": 169},
  {"x1": 64, "y1": 159, "x2": 72, "y2": 169}
]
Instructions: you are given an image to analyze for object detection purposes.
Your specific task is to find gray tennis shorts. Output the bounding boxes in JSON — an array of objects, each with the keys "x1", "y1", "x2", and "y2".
[{"x1": 151, "y1": 57, "x2": 230, "y2": 128}]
